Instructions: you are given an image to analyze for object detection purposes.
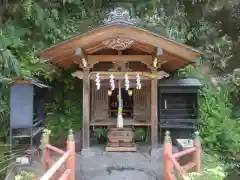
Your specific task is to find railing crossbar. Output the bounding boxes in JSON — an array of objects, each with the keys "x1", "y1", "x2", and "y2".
[
  {"x1": 163, "y1": 131, "x2": 201, "y2": 180},
  {"x1": 46, "y1": 144, "x2": 65, "y2": 155},
  {"x1": 40, "y1": 151, "x2": 70, "y2": 180},
  {"x1": 168, "y1": 153, "x2": 188, "y2": 180},
  {"x1": 182, "y1": 161, "x2": 197, "y2": 172},
  {"x1": 167, "y1": 171, "x2": 177, "y2": 180},
  {"x1": 172, "y1": 147, "x2": 196, "y2": 159},
  {"x1": 59, "y1": 169, "x2": 72, "y2": 180}
]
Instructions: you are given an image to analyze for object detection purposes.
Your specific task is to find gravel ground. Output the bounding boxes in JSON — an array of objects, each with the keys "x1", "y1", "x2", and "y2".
[
  {"x1": 6, "y1": 144, "x2": 178, "y2": 180},
  {"x1": 76, "y1": 144, "x2": 178, "y2": 180}
]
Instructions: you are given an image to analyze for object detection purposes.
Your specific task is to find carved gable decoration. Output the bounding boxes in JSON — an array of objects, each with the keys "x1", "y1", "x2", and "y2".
[
  {"x1": 103, "y1": 7, "x2": 137, "y2": 26},
  {"x1": 102, "y1": 37, "x2": 135, "y2": 50}
]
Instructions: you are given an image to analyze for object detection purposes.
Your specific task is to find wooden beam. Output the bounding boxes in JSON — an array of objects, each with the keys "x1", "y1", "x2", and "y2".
[
  {"x1": 90, "y1": 71, "x2": 156, "y2": 79},
  {"x1": 131, "y1": 43, "x2": 155, "y2": 53},
  {"x1": 72, "y1": 70, "x2": 170, "y2": 80},
  {"x1": 72, "y1": 71, "x2": 84, "y2": 79},
  {"x1": 88, "y1": 55, "x2": 152, "y2": 63},
  {"x1": 75, "y1": 48, "x2": 89, "y2": 69},
  {"x1": 85, "y1": 43, "x2": 106, "y2": 54},
  {"x1": 90, "y1": 75, "x2": 151, "y2": 80}
]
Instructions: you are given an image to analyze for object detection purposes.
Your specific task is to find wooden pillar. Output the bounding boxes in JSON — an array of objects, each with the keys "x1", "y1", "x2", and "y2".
[
  {"x1": 151, "y1": 73, "x2": 158, "y2": 149},
  {"x1": 82, "y1": 69, "x2": 90, "y2": 150}
]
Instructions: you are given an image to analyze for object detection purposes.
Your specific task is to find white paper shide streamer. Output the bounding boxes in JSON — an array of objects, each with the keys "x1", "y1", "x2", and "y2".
[
  {"x1": 109, "y1": 74, "x2": 115, "y2": 90},
  {"x1": 95, "y1": 73, "x2": 100, "y2": 90},
  {"x1": 136, "y1": 74, "x2": 141, "y2": 89},
  {"x1": 124, "y1": 73, "x2": 129, "y2": 90}
]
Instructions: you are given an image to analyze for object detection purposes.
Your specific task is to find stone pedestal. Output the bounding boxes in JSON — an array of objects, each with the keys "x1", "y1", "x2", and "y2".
[
  {"x1": 81, "y1": 148, "x2": 96, "y2": 157},
  {"x1": 150, "y1": 147, "x2": 163, "y2": 158},
  {"x1": 176, "y1": 139, "x2": 194, "y2": 165},
  {"x1": 105, "y1": 128, "x2": 136, "y2": 152}
]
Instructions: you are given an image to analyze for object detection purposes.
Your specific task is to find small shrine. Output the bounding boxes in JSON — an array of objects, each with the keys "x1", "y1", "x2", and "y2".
[{"x1": 38, "y1": 7, "x2": 201, "y2": 153}]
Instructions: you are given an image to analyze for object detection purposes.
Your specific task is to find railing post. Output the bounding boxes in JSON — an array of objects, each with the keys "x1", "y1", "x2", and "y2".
[
  {"x1": 193, "y1": 131, "x2": 201, "y2": 172},
  {"x1": 67, "y1": 129, "x2": 76, "y2": 180},
  {"x1": 164, "y1": 131, "x2": 172, "y2": 180},
  {"x1": 41, "y1": 129, "x2": 51, "y2": 170}
]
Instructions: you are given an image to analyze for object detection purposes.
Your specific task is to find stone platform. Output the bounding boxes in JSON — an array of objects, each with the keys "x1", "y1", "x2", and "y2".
[
  {"x1": 76, "y1": 144, "x2": 178, "y2": 180},
  {"x1": 5, "y1": 144, "x2": 178, "y2": 180}
]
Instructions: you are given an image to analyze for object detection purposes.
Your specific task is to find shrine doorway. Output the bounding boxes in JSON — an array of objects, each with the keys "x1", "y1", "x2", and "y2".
[{"x1": 108, "y1": 87, "x2": 134, "y2": 119}]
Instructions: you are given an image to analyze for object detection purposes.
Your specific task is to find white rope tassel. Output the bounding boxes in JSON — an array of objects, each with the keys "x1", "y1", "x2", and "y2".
[
  {"x1": 117, "y1": 106, "x2": 123, "y2": 128},
  {"x1": 117, "y1": 80, "x2": 123, "y2": 128}
]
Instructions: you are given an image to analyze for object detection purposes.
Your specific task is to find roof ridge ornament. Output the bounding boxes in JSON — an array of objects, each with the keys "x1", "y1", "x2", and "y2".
[{"x1": 103, "y1": 7, "x2": 136, "y2": 26}]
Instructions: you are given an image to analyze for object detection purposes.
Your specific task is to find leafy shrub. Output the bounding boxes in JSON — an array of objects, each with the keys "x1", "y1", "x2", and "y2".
[
  {"x1": 188, "y1": 167, "x2": 226, "y2": 180},
  {"x1": 199, "y1": 83, "x2": 240, "y2": 159},
  {"x1": 134, "y1": 127, "x2": 146, "y2": 142},
  {"x1": 178, "y1": 66, "x2": 240, "y2": 161},
  {"x1": 44, "y1": 73, "x2": 83, "y2": 145},
  {"x1": 93, "y1": 127, "x2": 108, "y2": 143},
  {"x1": 14, "y1": 171, "x2": 36, "y2": 180}
]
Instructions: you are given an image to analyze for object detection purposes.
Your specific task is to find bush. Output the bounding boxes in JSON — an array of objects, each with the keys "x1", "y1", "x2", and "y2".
[
  {"x1": 188, "y1": 153, "x2": 227, "y2": 180},
  {"x1": 14, "y1": 171, "x2": 36, "y2": 180},
  {"x1": 188, "y1": 167, "x2": 226, "y2": 180},
  {"x1": 178, "y1": 66, "x2": 240, "y2": 161}
]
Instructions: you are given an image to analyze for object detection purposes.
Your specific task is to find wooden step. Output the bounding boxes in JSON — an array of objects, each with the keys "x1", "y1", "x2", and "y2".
[
  {"x1": 107, "y1": 142, "x2": 136, "y2": 147},
  {"x1": 105, "y1": 142, "x2": 137, "y2": 152},
  {"x1": 108, "y1": 128, "x2": 134, "y2": 143},
  {"x1": 106, "y1": 128, "x2": 136, "y2": 152}
]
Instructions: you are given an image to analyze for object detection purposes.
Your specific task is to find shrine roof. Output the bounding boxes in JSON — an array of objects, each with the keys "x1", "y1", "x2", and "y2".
[
  {"x1": 38, "y1": 8, "x2": 202, "y2": 72},
  {"x1": 10, "y1": 76, "x2": 51, "y2": 88},
  {"x1": 159, "y1": 78, "x2": 202, "y2": 87}
]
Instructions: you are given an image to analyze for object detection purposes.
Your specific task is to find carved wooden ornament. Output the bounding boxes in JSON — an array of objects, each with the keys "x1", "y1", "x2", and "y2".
[{"x1": 102, "y1": 37, "x2": 135, "y2": 50}]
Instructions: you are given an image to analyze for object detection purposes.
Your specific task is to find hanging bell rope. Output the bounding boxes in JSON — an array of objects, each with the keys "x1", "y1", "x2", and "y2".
[{"x1": 117, "y1": 80, "x2": 123, "y2": 128}]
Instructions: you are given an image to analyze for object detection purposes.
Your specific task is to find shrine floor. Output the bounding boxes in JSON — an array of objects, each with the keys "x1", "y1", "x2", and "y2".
[{"x1": 76, "y1": 144, "x2": 178, "y2": 180}]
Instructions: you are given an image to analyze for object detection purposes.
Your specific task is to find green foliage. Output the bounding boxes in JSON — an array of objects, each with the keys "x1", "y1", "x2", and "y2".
[
  {"x1": 178, "y1": 66, "x2": 240, "y2": 162},
  {"x1": 44, "y1": 70, "x2": 82, "y2": 144},
  {"x1": 14, "y1": 171, "x2": 36, "y2": 180},
  {"x1": 188, "y1": 167, "x2": 226, "y2": 180},
  {"x1": 134, "y1": 127, "x2": 146, "y2": 142},
  {"x1": 0, "y1": 0, "x2": 238, "y2": 161},
  {"x1": 93, "y1": 127, "x2": 108, "y2": 143}
]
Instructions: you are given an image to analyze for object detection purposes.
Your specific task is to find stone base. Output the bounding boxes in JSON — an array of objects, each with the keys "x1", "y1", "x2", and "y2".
[
  {"x1": 149, "y1": 146, "x2": 164, "y2": 158},
  {"x1": 81, "y1": 148, "x2": 96, "y2": 157}
]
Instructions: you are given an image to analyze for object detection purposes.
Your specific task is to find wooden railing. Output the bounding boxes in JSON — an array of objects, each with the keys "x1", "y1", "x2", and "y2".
[
  {"x1": 40, "y1": 129, "x2": 75, "y2": 180},
  {"x1": 164, "y1": 131, "x2": 201, "y2": 180}
]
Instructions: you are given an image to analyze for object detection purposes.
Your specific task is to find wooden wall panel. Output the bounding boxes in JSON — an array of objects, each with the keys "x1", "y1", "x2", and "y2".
[
  {"x1": 133, "y1": 80, "x2": 151, "y2": 121},
  {"x1": 93, "y1": 80, "x2": 109, "y2": 120}
]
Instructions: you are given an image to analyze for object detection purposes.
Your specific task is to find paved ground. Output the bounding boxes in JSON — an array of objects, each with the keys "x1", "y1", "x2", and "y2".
[
  {"x1": 76, "y1": 144, "x2": 178, "y2": 180},
  {"x1": 6, "y1": 144, "x2": 178, "y2": 180}
]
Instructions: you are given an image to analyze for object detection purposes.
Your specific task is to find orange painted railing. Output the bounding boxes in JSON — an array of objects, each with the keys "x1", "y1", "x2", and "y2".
[
  {"x1": 164, "y1": 131, "x2": 201, "y2": 180},
  {"x1": 40, "y1": 129, "x2": 76, "y2": 180}
]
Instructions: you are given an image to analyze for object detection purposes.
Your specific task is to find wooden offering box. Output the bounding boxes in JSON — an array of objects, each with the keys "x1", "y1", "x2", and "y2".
[{"x1": 105, "y1": 128, "x2": 137, "y2": 152}]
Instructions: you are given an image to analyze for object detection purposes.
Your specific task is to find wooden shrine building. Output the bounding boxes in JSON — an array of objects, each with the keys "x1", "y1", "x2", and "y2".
[{"x1": 38, "y1": 8, "x2": 201, "y2": 153}]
